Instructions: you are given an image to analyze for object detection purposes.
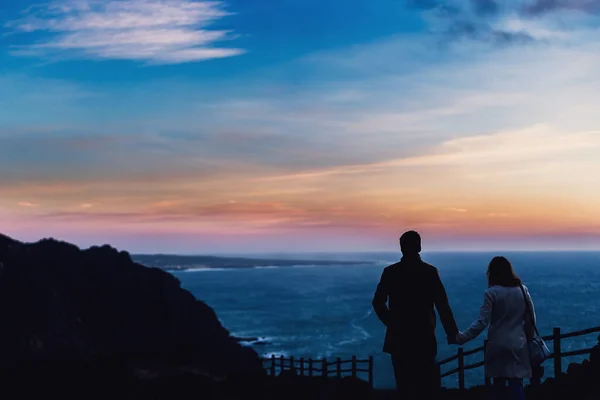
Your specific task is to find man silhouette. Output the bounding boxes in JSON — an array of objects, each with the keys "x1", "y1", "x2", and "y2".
[{"x1": 372, "y1": 231, "x2": 458, "y2": 400}]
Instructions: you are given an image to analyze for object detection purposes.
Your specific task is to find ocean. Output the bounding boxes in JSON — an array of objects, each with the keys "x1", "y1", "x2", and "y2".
[{"x1": 169, "y1": 252, "x2": 600, "y2": 389}]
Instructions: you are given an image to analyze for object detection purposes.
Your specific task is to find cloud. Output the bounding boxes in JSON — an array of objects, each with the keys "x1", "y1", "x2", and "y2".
[
  {"x1": 445, "y1": 20, "x2": 535, "y2": 44},
  {"x1": 416, "y1": 2, "x2": 532, "y2": 45},
  {"x1": 18, "y1": 202, "x2": 40, "y2": 207},
  {"x1": 32, "y1": 200, "x2": 386, "y2": 233},
  {"x1": 487, "y1": 212, "x2": 510, "y2": 217},
  {"x1": 0, "y1": 129, "x2": 256, "y2": 187},
  {"x1": 523, "y1": 0, "x2": 600, "y2": 16},
  {"x1": 6, "y1": 0, "x2": 244, "y2": 63},
  {"x1": 416, "y1": 0, "x2": 600, "y2": 45},
  {"x1": 448, "y1": 208, "x2": 468, "y2": 213},
  {"x1": 256, "y1": 125, "x2": 600, "y2": 182}
]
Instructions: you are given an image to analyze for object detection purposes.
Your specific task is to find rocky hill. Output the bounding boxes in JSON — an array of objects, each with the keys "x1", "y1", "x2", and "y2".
[{"x1": 0, "y1": 234, "x2": 264, "y2": 386}]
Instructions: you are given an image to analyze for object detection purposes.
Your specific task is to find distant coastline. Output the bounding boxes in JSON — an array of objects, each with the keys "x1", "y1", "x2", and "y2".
[{"x1": 132, "y1": 254, "x2": 374, "y2": 271}]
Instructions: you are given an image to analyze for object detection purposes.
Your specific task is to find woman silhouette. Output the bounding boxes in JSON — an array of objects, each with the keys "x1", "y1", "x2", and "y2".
[{"x1": 457, "y1": 256, "x2": 536, "y2": 400}]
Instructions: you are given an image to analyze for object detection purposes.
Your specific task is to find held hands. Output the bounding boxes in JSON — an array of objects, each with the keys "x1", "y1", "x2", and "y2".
[
  {"x1": 448, "y1": 332, "x2": 465, "y2": 345},
  {"x1": 447, "y1": 333, "x2": 458, "y2": 345}
]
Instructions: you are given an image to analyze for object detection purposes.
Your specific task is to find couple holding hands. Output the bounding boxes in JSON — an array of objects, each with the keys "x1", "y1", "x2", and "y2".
[{"x1": 373, "y1": 231, "x2": 545, "y2": 400}]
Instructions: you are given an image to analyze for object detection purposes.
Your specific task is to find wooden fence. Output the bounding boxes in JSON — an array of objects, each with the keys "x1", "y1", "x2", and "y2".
[
  {"x1": 259, "y1": 325, "x2": 599, "y2": 391},
  {"x1": 261, "y1": 355, "x2": 374, "y2": 388},
  {"x1": 439, "y1": 325, "x2": 600, "y2": 390}
]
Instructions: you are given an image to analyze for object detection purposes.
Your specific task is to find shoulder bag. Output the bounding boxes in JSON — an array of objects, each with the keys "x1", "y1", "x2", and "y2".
[{"x1": 519, "y1": 284, "x2": 551, "y2": 366}]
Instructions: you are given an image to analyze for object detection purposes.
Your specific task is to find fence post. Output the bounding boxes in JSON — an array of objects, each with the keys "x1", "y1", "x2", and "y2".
[
  {"x1": 290, "y1": 356, "x2": 295, "y2": 374},
  {"x1": 484, "y1": 340, "x2": 491, "y2": 387},
  {"x1": 352, "y1": 355, "x2": 357, "y2": 378},
  {"x1": 336, "y1": 358, "x2": 342, "y2": 378},
  {"x1": 300, "y1": 357, "x2": 304, "y2": 376},
  {"x1": 554, "y1": 327, "x2": 562, "y2": 377},
  {"x1": 280, "y1": 355, "x2": 285, "y2": 374},
  {"x1": 368, "y1": 356, "x2": 374, "y2": 389},
  {"x1": 308, "y1": 359, "x2": 313, "y2": 377},
  {"x1": 457, "y1": 347, "x2": 465, "y2": 391},
  {"x1": 270, "y1": 354, "x2": 276, "y2": 376},
  {"x1": 322, "y1": 358, "x2": 327, "y2": 378}
]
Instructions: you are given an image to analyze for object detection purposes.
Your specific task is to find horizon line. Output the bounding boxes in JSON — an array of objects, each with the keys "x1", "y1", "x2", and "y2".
[{"x1": 130, "y1": 249, "x2": 600, "y2": 257}]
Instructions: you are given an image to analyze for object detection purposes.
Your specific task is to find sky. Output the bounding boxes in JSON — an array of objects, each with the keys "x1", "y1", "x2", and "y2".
[{"x1": 1, "y1": 0, "x2": 600, "y2": 254}]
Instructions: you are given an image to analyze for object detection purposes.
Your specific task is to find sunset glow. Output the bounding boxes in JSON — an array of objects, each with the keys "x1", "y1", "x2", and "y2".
[{"x1": 2, "y1": 0, "x2": 600, "y2": 252}]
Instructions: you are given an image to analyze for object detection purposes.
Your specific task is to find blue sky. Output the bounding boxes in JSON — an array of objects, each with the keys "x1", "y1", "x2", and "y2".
[
  {"x1": 1, "y1": 0, "x2": 420, "y2": 81},
  {"x1": 2, "y1": 0, "x2": 600, "y2": 253}
]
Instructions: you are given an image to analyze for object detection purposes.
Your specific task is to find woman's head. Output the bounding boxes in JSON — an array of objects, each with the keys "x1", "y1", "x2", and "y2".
[{"x1": 487, "y1": 256, "x2": 522, "y2": 288}]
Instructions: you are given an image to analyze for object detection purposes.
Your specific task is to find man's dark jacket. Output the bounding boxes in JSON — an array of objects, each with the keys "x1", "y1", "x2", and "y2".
[{"x1": 372, "y1": 255, "x2": 458, "y2": 355}]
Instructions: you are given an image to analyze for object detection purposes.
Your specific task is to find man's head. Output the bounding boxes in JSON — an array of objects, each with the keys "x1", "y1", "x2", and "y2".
[{"x1": 399, "y1": 231, "x2": 421, "y2": 255}]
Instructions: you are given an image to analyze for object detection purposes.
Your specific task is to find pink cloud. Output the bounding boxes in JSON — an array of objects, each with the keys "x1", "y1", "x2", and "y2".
[{"x1": 17, "y1": 201, "x2": 39, "y2": 207}]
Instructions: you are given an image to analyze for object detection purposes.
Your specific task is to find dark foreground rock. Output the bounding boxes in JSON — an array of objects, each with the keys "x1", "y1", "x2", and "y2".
[
  {"x1": 0, "y1": 359, "x2": 265, "y2": 399},
  {"x1": 0, "y1": 233, "x2": 265, "y2": 396}
]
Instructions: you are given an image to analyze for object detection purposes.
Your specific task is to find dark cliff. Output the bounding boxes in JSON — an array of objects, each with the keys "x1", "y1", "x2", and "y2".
[{"x1": 0, "y1": 233, "x2": 263, "y2": 382}]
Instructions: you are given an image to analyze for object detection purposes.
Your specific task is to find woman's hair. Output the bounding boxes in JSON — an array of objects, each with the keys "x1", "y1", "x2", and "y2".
[{"x1": 487, "y1": 256, "x2": 522, "y2": 288}]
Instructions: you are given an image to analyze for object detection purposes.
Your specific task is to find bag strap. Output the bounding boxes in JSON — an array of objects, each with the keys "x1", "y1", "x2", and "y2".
[{"x1": 519, "y1": 284, "x2": 541, "y2": 339}]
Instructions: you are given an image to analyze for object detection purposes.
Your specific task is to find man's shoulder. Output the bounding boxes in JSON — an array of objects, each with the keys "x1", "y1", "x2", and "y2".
[
  {"x1": 385, "y1": 259, "x2": 438, "y2": 274},
  {"x1": 383, "y1": 262, "x2": 402, "y2": 273},
  {"x1": 384, "y1": 260, "x2": 402, "y2": 268},
  {"x1": 418, "y1": 259, "x2": 439, "y2": 275}
]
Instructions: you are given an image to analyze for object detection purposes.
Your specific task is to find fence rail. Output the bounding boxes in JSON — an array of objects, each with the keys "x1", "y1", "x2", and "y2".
[
  {"x1": 261, "y1": 355, "x2": 374, "y2": 388},
  {"x1": 439, "y1": 325, "x2": 600, "y2": 390},
  {"x1": 259, "y1": 325, "x2": 599, "y2": 392}
]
